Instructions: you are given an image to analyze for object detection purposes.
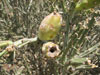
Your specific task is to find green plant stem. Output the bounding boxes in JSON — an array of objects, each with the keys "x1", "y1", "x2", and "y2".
[
  {"x1": 13, "y1": 37, "x2": 38, "y2": 48},
  {"x1": 0, "y1": 50, "x2": 8, "y2": 58},
  {"x1": 60, "y1": 11, "x2": 76, "y2": 64},
  {"x1": 0, "y1": 37, "x2": 38, "y2": 58},
  {"x1": 0, "y1": 41, "x2": 13, "y2": 47}
]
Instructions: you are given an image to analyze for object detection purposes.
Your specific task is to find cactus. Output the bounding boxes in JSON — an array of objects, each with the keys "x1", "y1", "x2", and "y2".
[
  {"x1": 0, "y1": 41, "x2": 13, "y2": 47},
  {"x1": 38, "y1": 11, "x2": 62, "y2": 41},
  {"x1": 75, "y1": 0, "x2": 100, "y2": 11}
]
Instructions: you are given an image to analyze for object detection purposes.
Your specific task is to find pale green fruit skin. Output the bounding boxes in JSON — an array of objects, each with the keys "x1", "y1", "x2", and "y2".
[
  {"x1": 75, "y1": 0, "x2": 100, "y2": 11},
  {"x1": 38, "y1": 12, "x2": 62, "y2": 41}
]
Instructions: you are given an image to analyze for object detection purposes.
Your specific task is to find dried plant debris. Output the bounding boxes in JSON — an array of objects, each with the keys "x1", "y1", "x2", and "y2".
[{"x1": 42, "y1": 42, "x2": 61, "y2": 58}]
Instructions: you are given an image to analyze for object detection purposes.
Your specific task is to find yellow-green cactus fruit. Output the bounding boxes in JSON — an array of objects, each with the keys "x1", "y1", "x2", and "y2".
[
  {"x1": 38, "y1": 11, "x2": 62, "y2": 41},
  {"x1": 75, "y1": 0, "x2": 100, "y2": 11},
  {"x1": 42, "y1": 42, "x2": 61, "y2": 58}
]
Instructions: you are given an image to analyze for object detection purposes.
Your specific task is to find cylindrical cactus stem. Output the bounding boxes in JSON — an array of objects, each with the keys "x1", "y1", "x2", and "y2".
[
  {"x1": 0, "y1": 41, "x2": 13, "y2": 48},
  {"x1": 0, "y1": 37, "x2": 38, "y2": 57},
  {"x1": 38, "y1": 11, "x2": 62, "y2": 41}
]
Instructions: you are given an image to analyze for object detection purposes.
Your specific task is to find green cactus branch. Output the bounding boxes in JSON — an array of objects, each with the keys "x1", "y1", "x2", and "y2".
[
  {"x1": 13, "y1": 37, "x2": 38, "y2": 47},
  {"x1": 0, "y1": 37, "x2": 38, "y2": 58},
  {"x1": 0, "y1": 41, "x2": 13, "y2": 47}
]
